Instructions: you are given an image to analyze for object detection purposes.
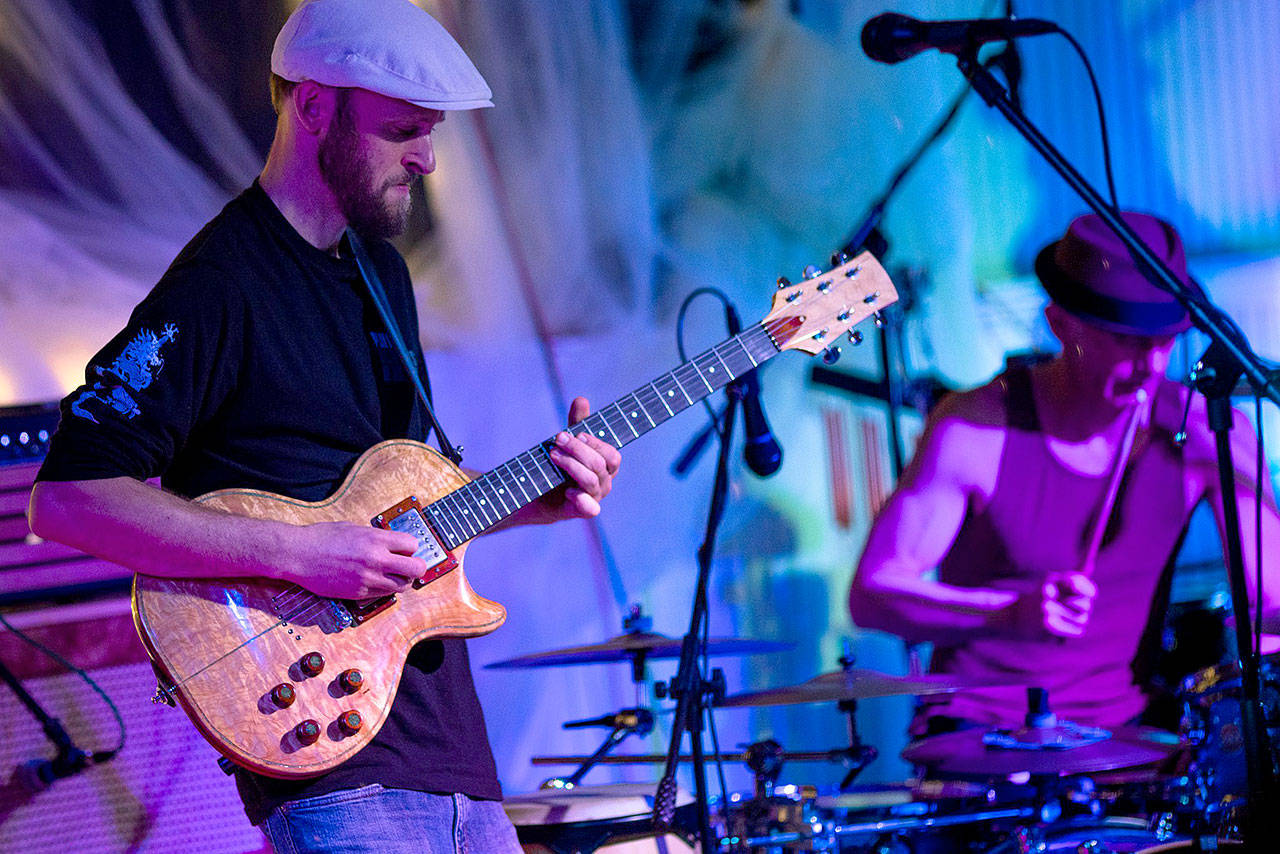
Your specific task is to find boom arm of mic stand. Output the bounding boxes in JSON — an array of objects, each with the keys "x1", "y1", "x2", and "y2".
[
  {"x1": 551, "y1": 723, "x2": 644, "y2": 789},
  {"x1": 948, "y1": 47, "x2": 1279, "y2": 833}
]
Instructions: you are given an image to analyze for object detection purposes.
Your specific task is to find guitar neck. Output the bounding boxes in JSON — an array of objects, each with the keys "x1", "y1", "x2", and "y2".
[{"x1": 423, "y1": 322, "x2": 784, "y2": 549}]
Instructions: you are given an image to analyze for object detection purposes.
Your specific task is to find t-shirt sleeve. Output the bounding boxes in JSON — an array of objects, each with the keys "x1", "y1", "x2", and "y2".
[{"x1": 37, "y1": 268, "x2": 246, "y2": 483}]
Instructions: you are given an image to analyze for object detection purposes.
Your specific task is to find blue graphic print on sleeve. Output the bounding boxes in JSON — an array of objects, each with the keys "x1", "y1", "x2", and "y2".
[{"x1": 70, "y1": 323, "x2": 179, "y2": 424}]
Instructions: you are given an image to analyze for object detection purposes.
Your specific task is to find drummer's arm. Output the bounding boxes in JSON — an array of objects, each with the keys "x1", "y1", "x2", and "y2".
[{"x1": 849, "y1": 403, "x2": 1033, "y2": 644}]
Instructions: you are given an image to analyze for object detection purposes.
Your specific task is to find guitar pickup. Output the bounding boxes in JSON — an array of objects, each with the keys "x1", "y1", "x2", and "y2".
[{"x1": 372, "y1": 496, "x2": 458, "y2": 590}]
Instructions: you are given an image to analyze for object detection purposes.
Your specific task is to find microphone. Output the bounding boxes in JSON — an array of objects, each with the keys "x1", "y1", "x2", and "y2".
[
  {"x1": 861, "y1": 12, "x2": 1056, "y2": 65},
  {"x1": 982, "y1": 1, "x2": 1024, "y2": 111},
  {"x1": 726, "y1": 304, "x2": 783, "y2": 477},
  {"x1": 562, "y1": 708, "x2": 654, "y2": 734},
  {"x1": 15, "y1": 746, "x2": 113, "y2": 792}
]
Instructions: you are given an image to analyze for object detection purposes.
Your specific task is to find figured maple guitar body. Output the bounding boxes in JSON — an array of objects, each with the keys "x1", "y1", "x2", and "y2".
[{"x1": 131, "y1": 439, "x2": 506, "y2": 779}]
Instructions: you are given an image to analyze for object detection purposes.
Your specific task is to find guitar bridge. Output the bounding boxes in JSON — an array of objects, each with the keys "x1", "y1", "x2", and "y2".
[{"x1": 372, "y1": 495, "x2": 458, "y2": 591}]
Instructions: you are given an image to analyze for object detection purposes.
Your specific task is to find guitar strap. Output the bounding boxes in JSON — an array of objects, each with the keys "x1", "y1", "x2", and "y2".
[{"x1": 343, "y1": 227, "x2": 463, "y2": 466}]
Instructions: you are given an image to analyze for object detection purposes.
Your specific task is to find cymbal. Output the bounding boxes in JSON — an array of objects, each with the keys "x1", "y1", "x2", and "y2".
[
  {"x1": 716, "y1": 669, "x2": 1015, "y2": 707},
  {"x1": 485, "y1": 631, "x2": 792, "y2": 669},
  {"x1": 901, "y1": 725, "x2": 1180, "y2": 778}
]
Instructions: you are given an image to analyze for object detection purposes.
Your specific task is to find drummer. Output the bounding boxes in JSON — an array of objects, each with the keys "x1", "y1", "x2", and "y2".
[{"x1": 848, "y1": 211, "x2": 1280, "y2": 737}]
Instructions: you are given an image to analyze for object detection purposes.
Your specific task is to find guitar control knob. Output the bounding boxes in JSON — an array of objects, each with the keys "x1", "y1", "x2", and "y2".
[
  {"x1": 337, "y1": 710, "x2": 363, "y2": 736},
  {"x1": 299, "y1": 652, "x2": 325, "y2": 677},
  {"x1": 294, "y1": 719, "x2": 321, "y2": 745},
  {"x1": 269, "y1": 683, "x2": 296, "y2": 708},
  {"x1": 338, "y1": 669, "x2": 364, "y2": 694}
]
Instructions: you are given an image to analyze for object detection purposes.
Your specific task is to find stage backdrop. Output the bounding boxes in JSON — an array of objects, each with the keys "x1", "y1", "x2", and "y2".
[{"x1": 2, "y1": 2, "x2": 1279, "y2": 852}]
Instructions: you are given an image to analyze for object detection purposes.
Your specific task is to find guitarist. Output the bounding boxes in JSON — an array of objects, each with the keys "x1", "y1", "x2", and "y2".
[
  {"x1": 27, "y1": 1, "x2": 620, "y2": 852},
  {"x1": 849, "y1": 211, "x2": 1280, "y2": 737}
]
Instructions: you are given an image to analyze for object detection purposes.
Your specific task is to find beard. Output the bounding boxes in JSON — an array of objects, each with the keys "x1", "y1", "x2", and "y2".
[{"x1": 318, "y1": 100, "x2": 414, "y2": 239}]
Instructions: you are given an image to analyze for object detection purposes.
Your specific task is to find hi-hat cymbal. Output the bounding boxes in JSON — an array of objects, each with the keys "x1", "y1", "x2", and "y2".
[
  {"x1": 716, "y1": 669, "x2": 1016, "y2": 707},
  {"x1": 901, "y1": 725, "x2": 1180, "y2": 778},
  {"x1": 485, "y1": 631, "x2": 792, "y2": 669}
]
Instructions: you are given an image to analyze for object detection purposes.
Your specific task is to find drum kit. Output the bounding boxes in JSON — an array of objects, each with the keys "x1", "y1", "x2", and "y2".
[{"x1": 487, "y1": 617, "x2": 1277, "y2": 853}]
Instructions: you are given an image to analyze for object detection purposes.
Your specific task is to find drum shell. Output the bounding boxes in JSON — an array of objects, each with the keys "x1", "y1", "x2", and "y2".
[{"x1": 503, "y1": 783, "x2": 698, "y2": 854}]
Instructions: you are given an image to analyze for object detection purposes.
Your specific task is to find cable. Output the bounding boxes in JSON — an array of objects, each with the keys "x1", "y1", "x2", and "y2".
[
  {"x1": 0, "y1": 611, "x2": 126, "y2": 759},
  {"x1": 1051, "y1": 27, "x2": 1118, "y2": 210},
  {"x1": 675, "y1": 287, "x2": 735, "y2": 438}
]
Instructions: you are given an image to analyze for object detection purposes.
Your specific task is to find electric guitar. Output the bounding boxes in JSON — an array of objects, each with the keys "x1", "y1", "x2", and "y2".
[{"x1": 132, "y1": 252, "x2": 897, "y2": 778}]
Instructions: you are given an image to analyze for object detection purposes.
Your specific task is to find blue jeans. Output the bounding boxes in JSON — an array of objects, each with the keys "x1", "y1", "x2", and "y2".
[{"x1": 262, "y1": 785, "x2": 522, "y2": 854}]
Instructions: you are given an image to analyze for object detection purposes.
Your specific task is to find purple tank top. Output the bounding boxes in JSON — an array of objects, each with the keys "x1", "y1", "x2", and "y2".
[{"x1": 920, "y1": 368, "x2": 1193, "y2": 729}]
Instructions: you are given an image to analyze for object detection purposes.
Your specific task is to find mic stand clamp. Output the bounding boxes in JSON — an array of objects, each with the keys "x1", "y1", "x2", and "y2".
[{"x1": 543, "y1": 710, "x2": 655, "y2": 790}]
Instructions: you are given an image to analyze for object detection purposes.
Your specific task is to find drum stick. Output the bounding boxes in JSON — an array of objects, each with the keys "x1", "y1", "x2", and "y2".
[{"x1": 1078, "y1": 390, "x2": 1150, "y2": 579}]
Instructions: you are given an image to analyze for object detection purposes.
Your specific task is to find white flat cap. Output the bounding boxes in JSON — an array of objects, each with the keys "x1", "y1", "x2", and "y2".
[{"x1": 271, "y1": 0, "x2": 493, "y2": 110}]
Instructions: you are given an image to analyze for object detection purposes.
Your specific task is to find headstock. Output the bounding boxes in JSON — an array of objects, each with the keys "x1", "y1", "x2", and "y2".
[{"x1": 761, "y1": 251, "x2": 898, "y2": 360}]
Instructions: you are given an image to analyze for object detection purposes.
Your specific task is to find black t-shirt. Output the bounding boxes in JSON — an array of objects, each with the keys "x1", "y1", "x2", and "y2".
[{"x1": 38, "y1": 182, "x2": 502, "y2": 824}]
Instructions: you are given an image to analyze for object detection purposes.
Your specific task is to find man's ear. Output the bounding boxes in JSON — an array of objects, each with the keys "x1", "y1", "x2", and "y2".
[
  {"x1": 1044, "y1": 301, "x2": 1072, "y2": 343},
  {"x1": 291, "y1": 80, "x2": 337, "y2": 136}
]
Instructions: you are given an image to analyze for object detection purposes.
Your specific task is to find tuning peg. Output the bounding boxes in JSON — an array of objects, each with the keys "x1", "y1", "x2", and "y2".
[
  {"x1": 848, "y1": 330, "x2": 864, "y2": 345},
  {"x1": 802, "y1": 264, "x2": 822, "y2": 280},
  {"x1": 873, "y1": 311, "x2": 885, "y2": 329},
  {"x1": 776, "y1": 276, "x2": 792, "y2": 290},
  {"x1": 830, "y1": 251, "x2": 851, "y2": 268},
  {"x1": 822, "y1": 346, "x2": 842, "y2": 365}
]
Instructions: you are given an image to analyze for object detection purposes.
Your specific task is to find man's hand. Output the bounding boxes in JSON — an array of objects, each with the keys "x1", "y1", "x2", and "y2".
[
  {"x1": 281, "y1": 521, "x2": 426, "y2": 599},
  {"x1": 538, "y1": 396, "x2": 622, "y2": 521},
  {"x1": 1039, "y1": 572, "x2": 1097, "y2": 638}
]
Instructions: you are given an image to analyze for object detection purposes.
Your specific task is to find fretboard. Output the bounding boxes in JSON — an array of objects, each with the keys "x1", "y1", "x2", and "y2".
[{"x1": 423, "y1": 323, "x2": 782, "y2": 549}]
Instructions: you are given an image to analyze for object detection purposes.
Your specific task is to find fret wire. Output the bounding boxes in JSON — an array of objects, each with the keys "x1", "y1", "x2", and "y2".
[
  {"x1": 427, "y1": 507, "x2": 461, "y2": 551},
  {"x1": 488, "y1": 468, "x2": 520, "y2": 515},
  {"x1": 598, "y1": 413, "x2": 624, "y2": 447},
  {"x1": 439, "y1": 493, "x2": 474, "y2": 542},
  {"x1": 648, "y1": 381, "x2": 675, "y2": 417},
  {"x1": 708, "y1": 343, "x2": 736, "y2": 381},
  {"x1": 687, "y1": 358, "x2": 715, "y2": 394},
  {"x1": 458, "y1": 483, "x2": 496, "y2": 529},
  {"x1": 749, "y1": 324, "x2": 782, "y2": 360},
  {"x1": 516, "y1": 451, "x2": 553, "y2": 495},
  {"x1": 696, "y1": 353, "x2": 727, "y2": 394},
  {"x1": 449, "y1": 488, "x2": 486, "y2": 535},
  {"x1": 491, "y1": 460, "x2": 527, "y2": 507},
  {"x1": 528, "y1": 447, "x2": 565, "y2": 491},
  {"x1": 501, "y1": 459, "x2": 536, "y2": 505},
  {"x1": 611, "y1": 402, "x2": 641, "y2": 440},
  {"x1": 669, "y1": 368, "x2": 695, "y2": 405},
  {"x1": 632, "y1": 387, "x2": 667, "y2": 426},
  {"x1": 673, "y1": 363, "x2": 703, "y2": 400},
  {"x1": 478, "y1": 471, "x2": 515, "y2": 517},
  {"x1": 424, "y1": 495, "x2": 458, "y2": 545},
  {"x1": 731, "y1": 332, "x2": 760, "y2": 367},
  {"x1": 426, "y1": 503, "x2": 461, "y2": 550}
]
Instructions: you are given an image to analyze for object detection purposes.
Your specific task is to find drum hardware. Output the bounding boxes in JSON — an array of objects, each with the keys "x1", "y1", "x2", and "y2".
[
  {"x1": 503, "y1": 783, "x2": 699, "y2": 854},
  {"x1": 903, "y1": 690, "x2": 1181, "y2": 780},
  {"x1": 716, "y1": 667, "x2": 1017, "y2": 707},
  {"x1": 541, "y1": 708, "x2": 656, "y2": 791},
  {"x1": 487, "y1": 622, "x2": 791, "y2": 685},
  {"x1": 902, "y1": 724, "x2": 1178, "y2": 780},
  {"x1": 1176, "y1": 654, "x2": 1280, "y2": 818},
  {"x1": 714, "y1": 741, "x2": 832, "y2": 852}
]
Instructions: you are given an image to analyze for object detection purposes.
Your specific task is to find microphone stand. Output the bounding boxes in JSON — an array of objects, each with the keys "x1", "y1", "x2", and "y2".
[
  {"x1": 651, "y1": 375, "x2": 741, "y2": 852},
  {"x1": 544, "y1": 709, "x2": 654, "y2": 790},
  {"x1": 0, "y1": 657, "x2": 90, "y2": 788},
  {"x1": 950, "y1": 45, "x2": 1280, "y2": 838}
]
